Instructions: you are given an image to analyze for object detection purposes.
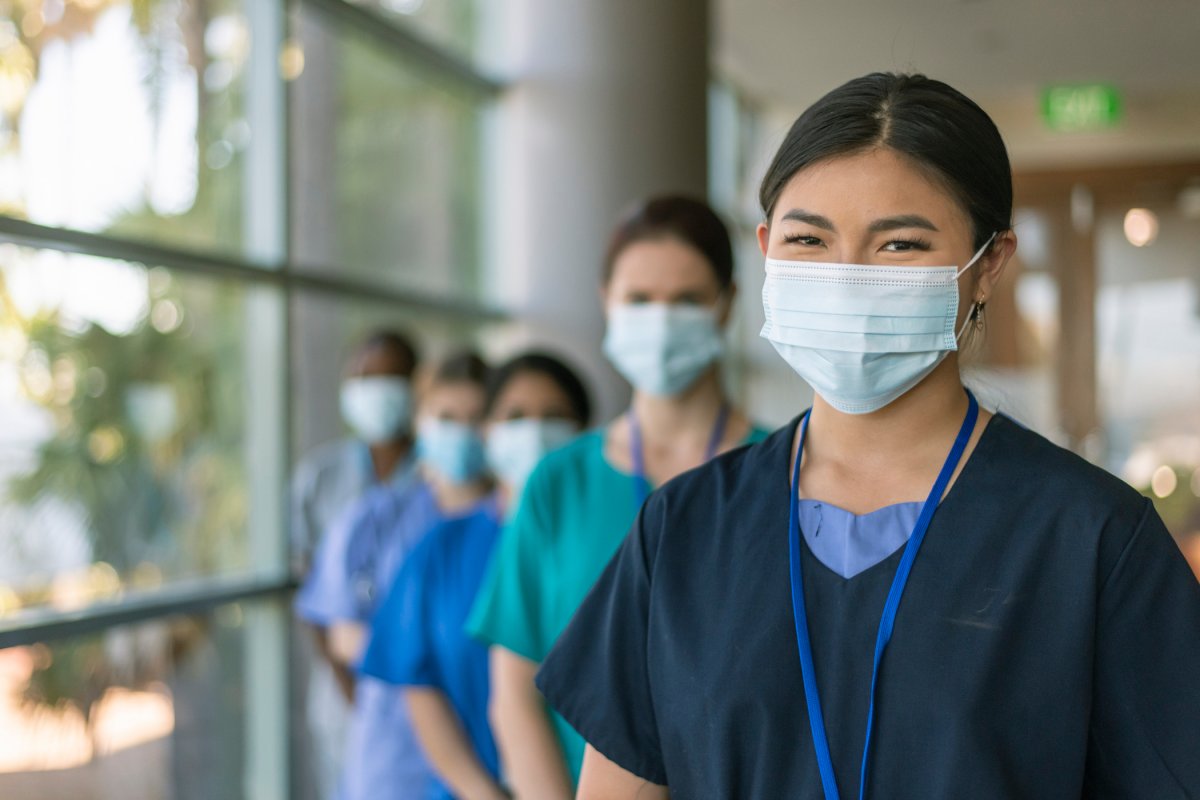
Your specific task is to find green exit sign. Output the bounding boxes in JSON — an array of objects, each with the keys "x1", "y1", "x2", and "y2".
[{"x1": 1041, "y1": 84, "x2": 1122, "y2": 131}]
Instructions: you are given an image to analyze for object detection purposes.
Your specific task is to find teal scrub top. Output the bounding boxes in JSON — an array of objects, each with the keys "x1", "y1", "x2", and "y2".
[{"x1": 466, "y1": 423, "x2": 769, "y2": 781}]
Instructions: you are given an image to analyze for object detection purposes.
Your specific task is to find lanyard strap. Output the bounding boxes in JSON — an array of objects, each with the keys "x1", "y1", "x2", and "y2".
[
  {"x1": 628, "y1": 404, "x2": 730, "y2": 507},
  {"x1": 788, "y1": 390, "x2": 978, "y2": 800}
]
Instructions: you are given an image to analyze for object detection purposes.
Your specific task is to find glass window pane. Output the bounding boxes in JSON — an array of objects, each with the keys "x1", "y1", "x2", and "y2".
[
  {"x1": 290, "y1": 4, "x2": 485, "y2": 300},
  {"x1": 0, "y1": 0, "x2": 270, "y2": 260},
  {"x1": 356, "y1": 0, "x2": 482, "y2": 62},
  {"x1": 0, "y1": 244, "x2": 285, "y2": 623},
  {"x1": 0, "y1": 600, "x2": 286, "y2": 799}
]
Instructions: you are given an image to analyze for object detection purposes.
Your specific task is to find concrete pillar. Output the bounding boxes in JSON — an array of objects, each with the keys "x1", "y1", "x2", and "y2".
[
  {"x1": 488, "y1": 0, "x2": 710, "y2": 421},
  {"x1": 1048, "y1": 188, "x2": 1100, "y2": 454}
]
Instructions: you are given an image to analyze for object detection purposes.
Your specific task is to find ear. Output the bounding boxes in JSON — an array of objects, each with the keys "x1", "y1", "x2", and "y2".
[
  {"x1": 717, "y1": 282, "x2": 738, "y2": 327},
  {"x1": 756, "y1": 222, "x2": 770, "y2": 257},
  {"x1": 974, "y1": 230, "x2": 1018, "y2": 303}
]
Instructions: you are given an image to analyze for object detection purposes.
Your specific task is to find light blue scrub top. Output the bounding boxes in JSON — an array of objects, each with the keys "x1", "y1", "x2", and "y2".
[
  {"x1": 295, "y1": 468, "x2": 445, "y2": 800},
  {"x1": 291, "y1": 439, "x2": 378, "y2": 570}
]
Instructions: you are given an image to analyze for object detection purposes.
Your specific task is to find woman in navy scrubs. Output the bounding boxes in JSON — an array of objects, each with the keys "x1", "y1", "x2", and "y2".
[{"x1": 535, "y1": 73, "x2": 1200, "y2": 799}]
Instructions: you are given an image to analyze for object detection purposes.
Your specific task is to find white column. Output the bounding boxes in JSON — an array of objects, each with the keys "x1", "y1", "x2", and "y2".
[{"x1": 487, "y1": 0, "x2": 710, "y2": 420}]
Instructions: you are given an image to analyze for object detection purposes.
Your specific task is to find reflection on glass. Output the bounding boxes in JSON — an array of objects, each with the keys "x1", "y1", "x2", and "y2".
[
  {"x1": 0, "y1": 605, "x2": 258, "y2": 799},
  {"x1": 0, "y1": 0, "x2": 253, "y2": 256},
  {"x1": 290, "y1": 3, "x2": 484, "y2": 299},
  {"x1": 0, "y1": 244, "x2": 280, "y2": 621}
]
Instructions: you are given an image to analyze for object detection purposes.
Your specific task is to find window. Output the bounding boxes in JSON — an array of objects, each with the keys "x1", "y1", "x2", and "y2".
[
  {"x1": 0, "y1": 1, "x2": 501, "y2": 797},
  {"x1": 0, "y1": 0, "x2": 264, "y2": 259},
  {"x1": 290, "y1": 1, "x2": 491, "y2": 299}
]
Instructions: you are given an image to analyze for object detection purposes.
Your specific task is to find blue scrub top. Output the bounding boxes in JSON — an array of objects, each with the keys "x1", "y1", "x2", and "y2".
[
  {"x1": 362, "y1": 497, "x2": 504, "y2": 800},
  {"x1": 294, "y1": 470, "x2": 446, "y2": 800}
]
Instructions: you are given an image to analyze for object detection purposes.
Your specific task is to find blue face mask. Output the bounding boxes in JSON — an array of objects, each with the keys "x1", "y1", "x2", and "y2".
[
  {"x1": 416, "y1": 418, "x2": 488, "y2": 483},
  {"x1": 760, "y1": 234, "x2": 995, "y2": 414},
  {"x1": 602, "y1": 303, "x2": 725, "y2": 396}
]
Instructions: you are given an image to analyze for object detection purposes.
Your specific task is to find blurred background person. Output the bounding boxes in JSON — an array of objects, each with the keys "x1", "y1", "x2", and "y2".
[
  {"x1": 296, "y1": 351, "x2": 491, "y2": 800},
  {"x1": 361, "y1": 350, "x2": 592, "y2": 800},
  {"x1": 290, "y1": 329, "x2": 419, "y2": 800},
  {"x1": 467, "y1": 196, "x2": 771, "y2": 797}
]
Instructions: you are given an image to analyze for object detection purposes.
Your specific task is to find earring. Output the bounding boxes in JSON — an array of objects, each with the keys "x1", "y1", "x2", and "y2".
[{"x1": 974, "y1": 299, "x2": 987, "y2": 332}]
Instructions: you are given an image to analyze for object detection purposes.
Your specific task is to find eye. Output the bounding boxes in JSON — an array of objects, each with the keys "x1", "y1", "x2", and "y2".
[
  {"x1": 625, "y1": 292, "x2": 652, "y2": 304},
  {"x1": 782, "y1": 233, "x2": 824, "y2": 247},
  {"x1": 881, "y1": 237, "x2": 932, "y2": 253}
]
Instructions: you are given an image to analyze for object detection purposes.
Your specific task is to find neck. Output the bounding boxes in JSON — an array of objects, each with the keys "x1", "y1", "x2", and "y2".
[
  {"x1": 805, "y1": 358, "x2": 970, "y2": 468},
  {"x1": 368, "y1": 437, "x2": 411, "y2": 481},
  {"x1": 429, "y1": 473, "x2": 491, "y2": 514},
  {"x1": 631, "y1": 367, "x2": 726, "y2": 442}
]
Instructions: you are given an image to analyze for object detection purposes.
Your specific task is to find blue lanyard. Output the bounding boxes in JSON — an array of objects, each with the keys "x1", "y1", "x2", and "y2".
[
  {"x1": 788, "y1": 390, "x2": 978, "y2": 800},
  {"x1": 628, "y1": 404, "x2": 730, "y2": 508}
]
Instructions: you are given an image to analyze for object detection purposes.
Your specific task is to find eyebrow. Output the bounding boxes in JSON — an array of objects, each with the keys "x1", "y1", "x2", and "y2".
[
  {"x1": 868, "y1": 214, "x2": 940, "y2": 233},
  {"x1": 780, "y1": 209, "x2": 836, "y2": 230}
]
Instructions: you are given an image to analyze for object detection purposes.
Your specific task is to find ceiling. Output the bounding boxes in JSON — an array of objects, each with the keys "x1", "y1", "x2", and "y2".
[{"x1": 714, "y1": 0, "x2": 1200, "y2": 168}]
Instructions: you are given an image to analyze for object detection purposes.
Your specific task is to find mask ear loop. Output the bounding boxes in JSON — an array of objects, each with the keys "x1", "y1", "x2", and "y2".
[
  {"x1": 954, "y1": 231, "x2": 999, "y2": 280},
  {"x1": 954, "y1": 231, "x2": 998, "y2": 343},
  {"x1": 955, "y1": 300, "x2": 985, "y2": 342}
]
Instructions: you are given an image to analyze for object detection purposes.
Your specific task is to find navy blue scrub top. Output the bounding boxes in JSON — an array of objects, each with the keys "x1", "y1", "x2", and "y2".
[{"x1": 536, "y1": 414, "x2": 1200, "y2": 799}]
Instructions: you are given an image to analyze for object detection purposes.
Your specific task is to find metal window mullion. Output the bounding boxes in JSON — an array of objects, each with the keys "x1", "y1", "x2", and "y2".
[
  {"x1": 0, "y1": 216, "x2": 509, "y2": 320},
  {"x1": 0, "y1": 577, "x2": 295, "y2": 649},
  {"x1": 301, "y1": 0, "x2": 503, "y2": 98}
]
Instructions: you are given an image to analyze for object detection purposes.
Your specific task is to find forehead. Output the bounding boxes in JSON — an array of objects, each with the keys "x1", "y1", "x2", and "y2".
[
  {"x1": 422, "y1": 379, "x2": 484, "y2": 408},
  {"x1": 608, "y1": 237, "x2": 719, "y2": 291},
  {"x1": 494, "y1": 370, "x2": 569, "y2": 406},
  {"x1": 773, "y1": 148, "x2": 970, "y2": 232},
  {"x1": 353, "y1": 343, "x2": 412, "y2": 376}
]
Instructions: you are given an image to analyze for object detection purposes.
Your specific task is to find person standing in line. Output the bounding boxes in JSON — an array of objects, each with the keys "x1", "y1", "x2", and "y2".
[
  {"x1": 466, "y1": 196, "x2": 770, "y2": 798},
  {"x1": 296, "y1": 352, "x2": 492, "y2": 800},
  {"x1": 291, "y1": 329, "x2": 419, "y2": 800},
  {"x1": 361, "y1": 351, "x2": 593, "y2": 800},
  {"x1": 535, "y1": 73, "x2": 1200, "y2": 799}
]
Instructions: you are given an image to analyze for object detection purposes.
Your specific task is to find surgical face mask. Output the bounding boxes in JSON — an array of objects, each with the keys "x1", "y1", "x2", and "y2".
[
  {"x1": 760, "y1": 234, "x2": 995, "y2": 415},
  {"x1": 603, "y1": 303, "x2": 724, "y2": 396},
  {"x1": 486, "y1": 417, "x2": 579, "y2": 491},
  {"x1": 340, "y1": 376, "x2": 413, "y2": 444},
  {"x1": 417, "y1": 418, "x2": 488, "y2": 483}
]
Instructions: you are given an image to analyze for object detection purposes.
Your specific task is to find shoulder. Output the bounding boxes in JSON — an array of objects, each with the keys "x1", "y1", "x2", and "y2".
[
  {"x1": 976, "y1": 414, "x2": 1145, "y2": 522},
  {"x1": 656, "y1": 420, "x2": 791, "y2": 505},
  {"x1": 637, "y1": 420, "x2": 794, "y2": 555},
  {"x1": 520, "y1": 429, "x2": 608, "y2": 510},
  {"x1": 294, "y1": 439, "x2": 358, "y2": 484},
  {"x1": 532, "y1": 429, "x2": 605, "y2": 480}
]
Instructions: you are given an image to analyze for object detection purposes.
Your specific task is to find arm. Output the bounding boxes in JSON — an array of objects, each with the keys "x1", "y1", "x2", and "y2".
[
  {"x1": 406, "y1": 687, "x2": 509, "y2": 800},
  {"x1": 489, "y1": 647, "x2": 573, "y2": 800},
  {"x1": 308, "y1": 624, "x2": 355, "y2": 703},
  {"x1": 578, "y1": 746, "x2": 669, "y2": 800},
  {"x1": 1085, "y1": 501, "x2": 1200, "y2": 795},
  {"x1": 327, "y1": 620, "x2": 368, "y2": 668}
]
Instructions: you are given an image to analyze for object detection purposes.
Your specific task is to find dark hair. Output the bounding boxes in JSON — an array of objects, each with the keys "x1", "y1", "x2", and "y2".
[
  {"x1": 432, "y1": 350, "x2": 490, "y2": 388},
  {"x1": 759, "y1": 73, "x2": 1012, "y2": 250},
  {"x1": 485, "y1": 351, "x2": 592, "y2": 427},
  {"x1": 602, "y1": 195, "x2": 734, "y2": 289},
  {"x1": 356, "y1": 328, "x2": 419, "y2": 374}
]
